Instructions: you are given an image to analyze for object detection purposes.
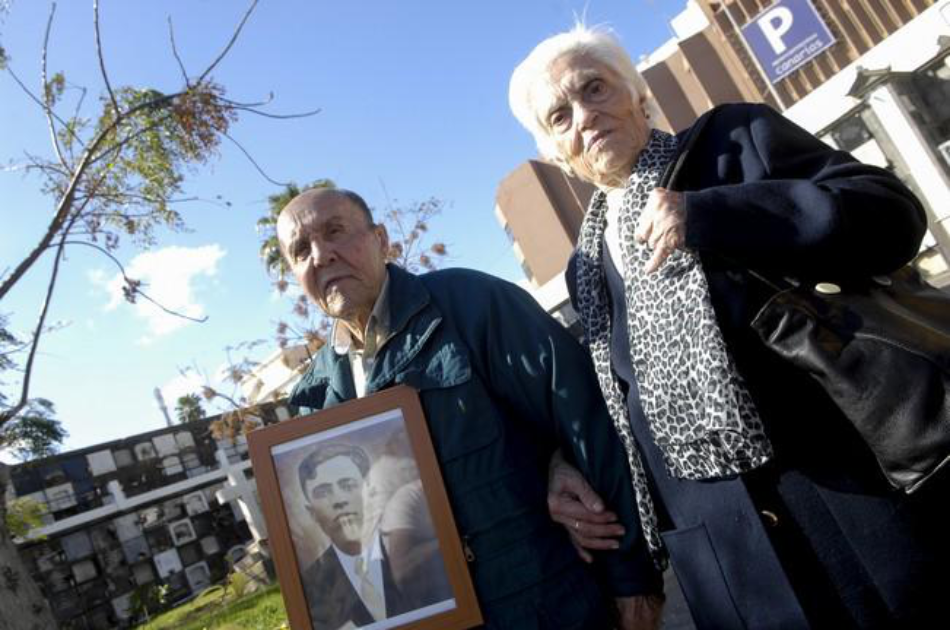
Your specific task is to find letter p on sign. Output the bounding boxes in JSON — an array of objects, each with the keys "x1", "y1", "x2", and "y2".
[{"x1": 758, "y1": 7, "x2": 794, "y2": 54}]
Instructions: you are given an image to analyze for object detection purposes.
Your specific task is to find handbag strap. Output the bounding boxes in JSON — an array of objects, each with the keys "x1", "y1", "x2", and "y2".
[
  {"x1": 658, "y1": 107, "x2": 715, "y2": 190},
  {"x1": 746, "y1": 269, "x2": 792, "y2": 293}
]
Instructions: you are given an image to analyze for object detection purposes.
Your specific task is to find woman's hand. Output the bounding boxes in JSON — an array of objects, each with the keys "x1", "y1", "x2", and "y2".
[
  {"x1": 635, "y1": 187, "x2": 686, "y2": 273},
  {"x1": 615, "y1": 594, "x2": 665, "y2": 630},
  {"x1": 548, "y1": 450, "x2": 625, "y2": 563}
]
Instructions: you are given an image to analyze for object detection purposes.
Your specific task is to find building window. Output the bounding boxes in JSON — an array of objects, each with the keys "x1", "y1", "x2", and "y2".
[
  {"x1": 134, "y1": 442, "x2": 157, "y2": 461},
  {"x1": 910, "y1": 59, "x2": 950, "y2": 143},
  {"x1": 830, "y1": 114, "x2": 872, "y2": 152},
  {"x1": 169, "y1": 518, "x2": 197, "y2": 546}
]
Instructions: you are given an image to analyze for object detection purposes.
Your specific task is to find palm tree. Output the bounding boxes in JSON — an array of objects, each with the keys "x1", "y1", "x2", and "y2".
[
  {"x1": 175, "y1": 393, "x2": 205, "y2": 424},
  {"x1": 257, "y1": 179, "x2": 336, "y2": 281}
]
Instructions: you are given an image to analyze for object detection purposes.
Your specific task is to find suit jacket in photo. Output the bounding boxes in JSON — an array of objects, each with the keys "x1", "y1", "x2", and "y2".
[{"x1": 301, "y1": 536, "x2": 449, "y2": 630}]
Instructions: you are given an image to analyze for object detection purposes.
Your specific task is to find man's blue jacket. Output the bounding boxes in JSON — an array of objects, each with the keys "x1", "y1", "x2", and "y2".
[{"x1": 290, "y1": 264, "x2": 659, "y2": 628}]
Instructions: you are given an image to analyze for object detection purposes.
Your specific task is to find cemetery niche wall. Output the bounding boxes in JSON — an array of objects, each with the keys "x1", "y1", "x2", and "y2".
[{"x1": 5, "y1": 406, "x2": 285, "y2": 629}]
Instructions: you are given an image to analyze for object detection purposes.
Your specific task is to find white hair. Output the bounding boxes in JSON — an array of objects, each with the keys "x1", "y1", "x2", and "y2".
[{"x1": 509, "y1": 24, "x2": 659, "y2": 167}]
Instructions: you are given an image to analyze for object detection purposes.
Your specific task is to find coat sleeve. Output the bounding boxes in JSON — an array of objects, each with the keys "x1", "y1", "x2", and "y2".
[
  {"x1": 449, "y1": 271, "x2": 662, "y2": 597},
  {"x1": 683, "y1": 103, "x2": 927, "y2": 278}
]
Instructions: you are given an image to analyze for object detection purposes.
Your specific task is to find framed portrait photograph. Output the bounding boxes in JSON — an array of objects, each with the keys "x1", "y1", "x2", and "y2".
[{"x1": 248, "y1": 385, "x2": 482, "y2": 630}]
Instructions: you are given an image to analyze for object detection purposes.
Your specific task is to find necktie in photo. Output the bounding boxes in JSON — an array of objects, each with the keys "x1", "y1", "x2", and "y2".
[{"x1": 355, "y1": 555, "x2": 386, "y2": 621}]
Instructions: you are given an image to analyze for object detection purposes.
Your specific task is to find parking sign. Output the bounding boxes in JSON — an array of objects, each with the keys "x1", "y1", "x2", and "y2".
[{"x1": 741, "y1": 0, "x2": 835, "y2": 83}]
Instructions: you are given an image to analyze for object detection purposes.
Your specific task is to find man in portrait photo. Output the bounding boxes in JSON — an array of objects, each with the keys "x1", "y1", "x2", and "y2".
[{"x1": 297, "y1": 441, "x2": 450, "y2": 630}]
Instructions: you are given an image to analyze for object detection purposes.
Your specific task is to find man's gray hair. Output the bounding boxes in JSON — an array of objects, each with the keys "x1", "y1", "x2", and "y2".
[
  {"x1": 509, "y1": 24, "x2": 658, "y2": 166},
  {"x1": 298, "y1": 442, "x2": 371, "y2": 501},
  {"x1": 336, "y1": 189, "x2": 374, "y2": 227}
]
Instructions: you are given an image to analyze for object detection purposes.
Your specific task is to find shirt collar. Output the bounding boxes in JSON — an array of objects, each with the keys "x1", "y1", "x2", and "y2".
[{"x1": 331, "y1": 270, "x2": 392, "y2": 359}]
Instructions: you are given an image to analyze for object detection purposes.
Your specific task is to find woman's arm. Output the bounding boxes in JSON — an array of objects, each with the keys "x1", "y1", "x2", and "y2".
[{"x1": 682, "y1": 103, "x2": 926, "y2": 278}]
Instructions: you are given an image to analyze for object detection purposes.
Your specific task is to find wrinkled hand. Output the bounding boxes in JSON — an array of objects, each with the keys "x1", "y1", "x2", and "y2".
[
  {"x1": 548, "y1": 450, "x2": 625, "y2": 563},
  {"x1": 635, "y1": 187, "x2": 686, "y2": 274},
  {"x1": 615, "y1": 594, "x2": 665, "y2": 630}
]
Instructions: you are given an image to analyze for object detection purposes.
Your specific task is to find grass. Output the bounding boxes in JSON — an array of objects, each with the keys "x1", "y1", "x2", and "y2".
[{"x1": 137, "y1": 583, "x2": 288, "y2": 630}]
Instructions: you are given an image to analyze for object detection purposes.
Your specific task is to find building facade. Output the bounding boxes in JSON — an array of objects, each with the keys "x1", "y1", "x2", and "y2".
[
  {"x1": 6, "y1": 405, "x2": 285, "y2": 628},
  {"x1": 496, "y1": 0, "x2": 950, "y2": 296}
]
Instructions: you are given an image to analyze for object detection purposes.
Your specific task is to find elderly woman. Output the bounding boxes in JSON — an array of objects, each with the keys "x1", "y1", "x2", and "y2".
[{"x1": 509, "y1": 26, "x2": 947, "y2": 629}]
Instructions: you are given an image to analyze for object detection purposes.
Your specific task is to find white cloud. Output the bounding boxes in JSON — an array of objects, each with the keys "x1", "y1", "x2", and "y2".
[{"x1": 91, "y1": 245, "x2": 226, "y2": 342}]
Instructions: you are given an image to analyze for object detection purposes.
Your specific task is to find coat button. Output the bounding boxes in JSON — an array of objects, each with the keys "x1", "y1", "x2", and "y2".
[
  {"x1": 760, "y1": 509, "x2": 780, "y2": 527},
  {"x1": 814, "y1": 282, "x2": 841, "y2": 295}
]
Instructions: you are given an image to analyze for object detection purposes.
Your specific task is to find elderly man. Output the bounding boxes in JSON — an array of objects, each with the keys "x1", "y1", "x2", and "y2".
[{"x1": 279, "y1": 187, "x2": 664, "y2": 628}]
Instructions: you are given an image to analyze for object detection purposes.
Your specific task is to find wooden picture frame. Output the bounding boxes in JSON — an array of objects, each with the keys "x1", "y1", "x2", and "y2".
[{"x1": 248, "y1": 385, "x2": 482, "y2": 630}]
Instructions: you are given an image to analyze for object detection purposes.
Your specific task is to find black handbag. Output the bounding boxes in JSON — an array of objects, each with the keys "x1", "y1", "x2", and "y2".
[
  {"x1": 749, "y1": 267, "x2": 950, "y2": 493},
  {"x1": 663, "y1": 108, "x2": 950, "y2": 494}
]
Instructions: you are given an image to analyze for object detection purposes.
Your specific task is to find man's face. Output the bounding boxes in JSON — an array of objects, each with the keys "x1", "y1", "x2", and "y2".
[
  {"x1": 304, "y1": 455, "x2": 365, "y2": 551},
  {"x1": 277, "y1": 192, "x2": 389, "y2": 330},
  {"x1": 533, "y1": 52, "x2": 650, "y2": 188}
]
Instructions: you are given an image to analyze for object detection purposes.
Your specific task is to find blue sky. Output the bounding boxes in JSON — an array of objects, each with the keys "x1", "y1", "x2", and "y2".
[{"x1": 1, "y1": 0, "x2": 684, "y2": 455}]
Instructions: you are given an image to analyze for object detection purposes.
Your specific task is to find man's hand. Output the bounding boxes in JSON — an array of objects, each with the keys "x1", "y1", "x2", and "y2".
[
  {"x1": 615, "y1": 594, "x2": 665, "y2": 630},
  {"x1": 635, "y1": 187, "x2": 686, "y2": 274},
  {"x1": 548, "y1": 450, "x2": 625, "y2": 563}
]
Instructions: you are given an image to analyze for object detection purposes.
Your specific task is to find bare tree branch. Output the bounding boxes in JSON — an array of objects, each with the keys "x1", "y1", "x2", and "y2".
[
  {"x1": 221, "y1": 92, "x2": 274, "y2": 109},
  {"x1": 57, "y1": 240, "x2": 209, "y2": 323},
  {"x1": 0, "y1": 83, "x2": 225, "y2": 303},
  {"x1": 93, "y1": 0, "x2": 118, "y2": 113},
  {"x1": 220, "y1": 96, "x2": 321, "y2": 119},
  {"x1": 206, "y1": 388, "x2": 244, "y2": 410},
  {"x1": 0, "y1": 336, "x2": 33, "y2": 358},
  {"x1": 5, "y1": 65, "x2": 87, "y2": 150},
  {"x1": 378, "y1": 177, "x2": 396, "y2": 213},
  {"x1": 70, "y1": 83, "x2": 87, "y2": 128},
  {"x1": 4, "y1": 152, "x2": 69, "y2": 177},
  {"x1": 41, "y1": 2, "x2": 67, "y2": 169},
  {"x1": 0, "y1": 235, "x2": 68, "y2": 427},
  {"x1": 167, "y1": 16, "x2": 190, "y2": 86},
  {"x1": 0, "y1": 85, "x2": 180, "y2": 302},
  {"x1": 84, "y1": 109, "x2": 177, "y2": 168},
  {"x1": 81, "y1": 192, "x2": 228, "y2": 210},
  {"x1": 196, "y1": 0, "x2": 259, "y2": 84},
  {"x1": 222, "y1": 131, "x2": 289, "y2": 186},
  {"x1": 230, "y1": 104, "x2": 322, "y2": 120}
]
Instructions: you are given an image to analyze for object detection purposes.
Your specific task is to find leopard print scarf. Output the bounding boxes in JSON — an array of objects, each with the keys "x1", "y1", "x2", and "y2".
[{"x1": 575, "y1": 129, "x2": 773, "y2": 564}]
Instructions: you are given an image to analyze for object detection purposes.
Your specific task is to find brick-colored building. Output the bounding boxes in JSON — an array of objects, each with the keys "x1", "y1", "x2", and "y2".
[{"x1": 497, "y1": 0, "x2": 950, "y2": 296}]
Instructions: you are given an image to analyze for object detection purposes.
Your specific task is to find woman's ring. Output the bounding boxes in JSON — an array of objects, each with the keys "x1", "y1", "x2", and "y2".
[{"x1": 573, "y1": 520, "x2": 580, "y2": 531}]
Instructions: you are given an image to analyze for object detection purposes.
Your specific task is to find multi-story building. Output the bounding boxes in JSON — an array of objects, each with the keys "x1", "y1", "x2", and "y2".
[
  {"x1": 6, "y1": 405, "x2": 285, "y2": 628},
  {"x1": 497, "y1": 0, "x2": 950, "y2": 302}
]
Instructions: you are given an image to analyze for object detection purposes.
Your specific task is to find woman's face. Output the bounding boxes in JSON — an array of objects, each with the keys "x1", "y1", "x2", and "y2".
[{"x1": 533, "y1": 53, "x2": 650, "y2": 188}]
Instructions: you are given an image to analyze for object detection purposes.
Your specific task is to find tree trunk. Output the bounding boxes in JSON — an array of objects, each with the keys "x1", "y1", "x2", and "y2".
[{"x1": 0, "y1": 463, "x2": 57, "y2": 630}]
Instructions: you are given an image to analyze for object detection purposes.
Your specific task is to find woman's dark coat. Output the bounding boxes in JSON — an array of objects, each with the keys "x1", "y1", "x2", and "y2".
[{"x1": 567, "y1": 103, "x2": 948, "y2": 628}]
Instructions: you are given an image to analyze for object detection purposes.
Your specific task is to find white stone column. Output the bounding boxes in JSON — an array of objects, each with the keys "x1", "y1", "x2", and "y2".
[
  {"x1": 107, "y1": 479, "x2": 128, "y2": 510},
  {"x1": 867, "y1": 82, "x2": 950, "y2": 265},
  {"x1": 214, "y1": 449, "x2": 267, "y2": 542}
]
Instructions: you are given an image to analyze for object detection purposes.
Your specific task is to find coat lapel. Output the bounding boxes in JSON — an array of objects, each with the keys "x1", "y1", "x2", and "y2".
[
  {"x1": 289, "y1": 345, "x2": 356, "y2": 410},
  {"x1": 365, "y1": 266, "x2": 443, "y2": 394},
  {"x1": 290, "y1": 265, "x2": 445, "y2": 407}
]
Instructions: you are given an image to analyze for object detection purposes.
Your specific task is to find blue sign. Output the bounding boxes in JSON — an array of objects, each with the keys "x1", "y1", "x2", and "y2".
[{"x1": 740, "y1": 0, "x2": 835, "y2": 84}]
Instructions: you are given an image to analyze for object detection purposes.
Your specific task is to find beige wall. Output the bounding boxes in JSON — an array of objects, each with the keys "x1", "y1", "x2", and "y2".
[{"x1": 495, "y1": 161, "x2": 594, "y2": 286}]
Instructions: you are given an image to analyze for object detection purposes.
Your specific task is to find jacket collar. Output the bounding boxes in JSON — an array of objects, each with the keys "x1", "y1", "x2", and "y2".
[{"x1": 290, "y1": 264, "x2": 441, "y2": 408}]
